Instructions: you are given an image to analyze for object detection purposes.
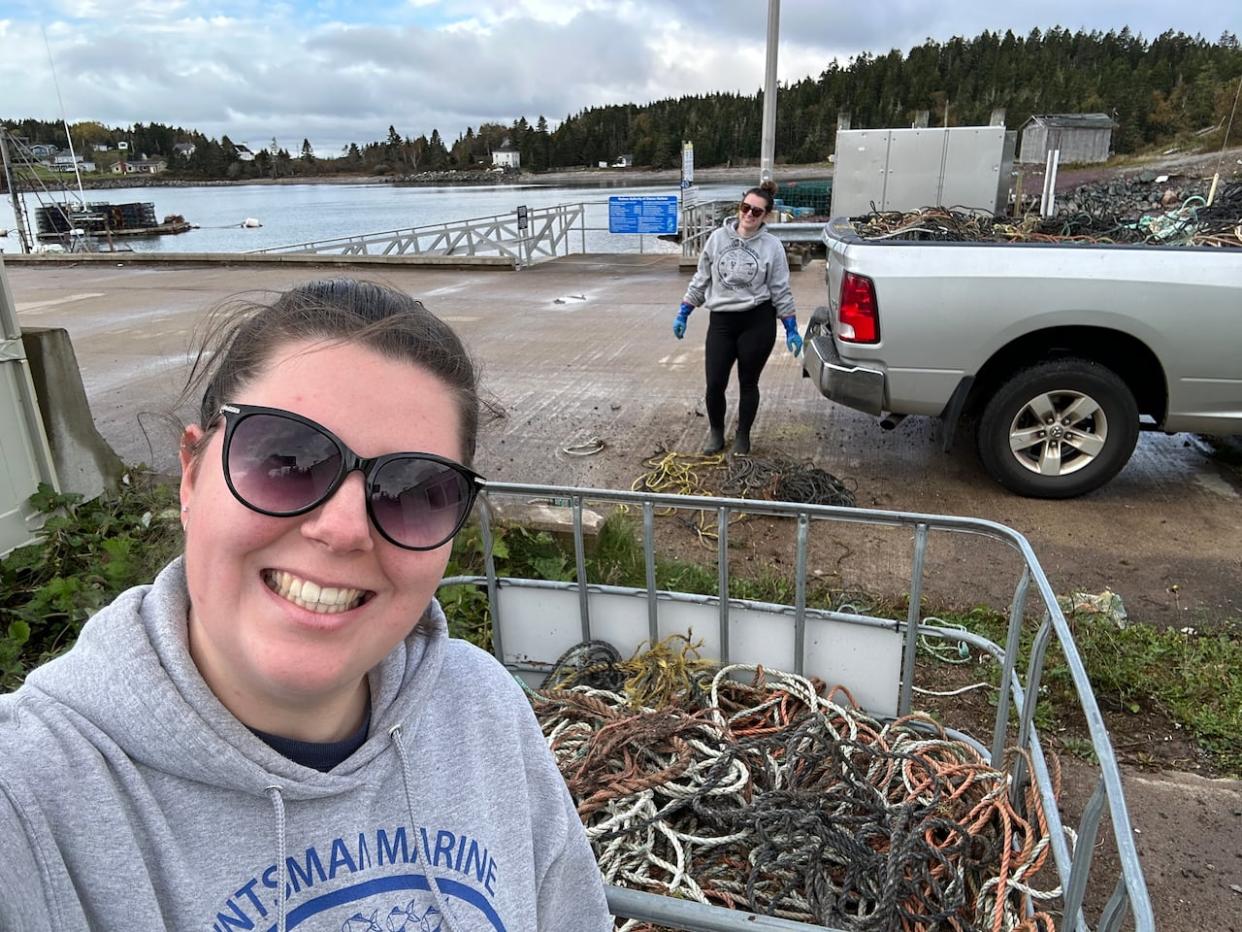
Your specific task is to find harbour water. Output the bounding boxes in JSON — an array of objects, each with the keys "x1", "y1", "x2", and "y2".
[{"x1": 0, "y1": 179, "x2": 747, "y2": 255}]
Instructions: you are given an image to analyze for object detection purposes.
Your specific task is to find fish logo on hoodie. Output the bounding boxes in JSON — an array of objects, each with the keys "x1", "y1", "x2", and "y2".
[
  {"x1": 209, "y1": 824, "x2": 507, "y2": 932},
  {"x1": 340, "y1": 900, "x2": 441, "y2": 931}
]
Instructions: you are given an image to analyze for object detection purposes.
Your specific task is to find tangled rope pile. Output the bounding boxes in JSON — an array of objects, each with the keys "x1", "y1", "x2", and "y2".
[
  {"x1": 632, "y1": 449, "x2": 855, "y2": 508},
  {"x1": 533, "y1": 639, "x2": 1063, "y2": 932},
  {"x1": 631, "y1": 450, "x2": 727, "y2": 498},
  {"x1": 627, "y1": 449, "x2": 854, "y2": 547},
  {"x1": 724, "y1": 455, "x2": 858, "y2": 508},
  {"x1": 853, "y1": 184, "x2": 1242, "y2": 248}
]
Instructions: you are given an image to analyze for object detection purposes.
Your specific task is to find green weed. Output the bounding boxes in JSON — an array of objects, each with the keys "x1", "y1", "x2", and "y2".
[
  {"x1": 936, "y1": 606, "x2": 1242, "y2": 776},
  {"x1": 1, "y1": 477, "x2": 182, "y2": 691}
]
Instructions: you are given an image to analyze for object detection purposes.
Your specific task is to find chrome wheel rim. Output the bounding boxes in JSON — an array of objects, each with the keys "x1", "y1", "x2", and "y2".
[{"x1": 1008, "y1": 389, "x2": 1108, "y2": 477}]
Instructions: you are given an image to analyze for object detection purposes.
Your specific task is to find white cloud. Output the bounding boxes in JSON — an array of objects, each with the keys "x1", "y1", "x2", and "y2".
[
  {"x1": 50, "y1": 0, "x2": 190, "y2": 21},
  {"x1": 2, "y1": 1, "x2": 1237, "y2": 151}
]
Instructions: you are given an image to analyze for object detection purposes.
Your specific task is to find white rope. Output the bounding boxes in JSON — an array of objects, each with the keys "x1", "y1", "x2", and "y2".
[{"x1": 536, "y1": 666, "x2": 1065, "y2": 931}]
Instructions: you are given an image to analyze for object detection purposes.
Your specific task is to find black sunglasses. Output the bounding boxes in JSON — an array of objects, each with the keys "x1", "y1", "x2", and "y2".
[
  {"x1": 216, "y1": 403, "x2": 482, "y2": 551},
  {"x1": 738, "y1": 202, "x2": 768, "y2": 218}
]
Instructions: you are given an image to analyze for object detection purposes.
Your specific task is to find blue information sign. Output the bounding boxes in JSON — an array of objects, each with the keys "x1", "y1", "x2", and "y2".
[{"x1": 608, "y1": 195, "x2": 679, "y2": 234}]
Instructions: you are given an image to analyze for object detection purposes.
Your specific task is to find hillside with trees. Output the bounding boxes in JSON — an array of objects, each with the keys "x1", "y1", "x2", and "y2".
[{"x1": 5, "y1": 27, "x2": 1240, "y2": 182}]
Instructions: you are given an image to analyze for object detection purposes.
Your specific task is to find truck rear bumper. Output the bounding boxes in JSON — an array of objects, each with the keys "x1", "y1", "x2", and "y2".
[{"x1": 804, "y1": 334, "x2": 886, "y2": 416}]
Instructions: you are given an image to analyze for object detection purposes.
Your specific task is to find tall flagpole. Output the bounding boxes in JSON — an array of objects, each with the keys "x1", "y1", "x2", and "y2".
[{"x1": 759, "y1": 0, "x2": 780, "y2": 184}]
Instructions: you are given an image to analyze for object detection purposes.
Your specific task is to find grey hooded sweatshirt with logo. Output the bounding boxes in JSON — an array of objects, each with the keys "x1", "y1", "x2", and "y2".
[
  {"x1": 0, "y1": 558, "x2": 612, "y2": 932},
  {"x1": 682, "y1": 217, "x2": 795, "y2": 318}
]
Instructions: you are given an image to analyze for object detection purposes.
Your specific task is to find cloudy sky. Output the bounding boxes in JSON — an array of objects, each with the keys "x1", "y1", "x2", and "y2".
[{"x1": 1, "y1": 0, "x2": 1236, "y2": 154}]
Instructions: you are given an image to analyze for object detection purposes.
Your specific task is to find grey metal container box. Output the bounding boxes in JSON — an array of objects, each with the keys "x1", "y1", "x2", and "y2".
[
  {"x1": 831, "y1": 126, "x2": 1012, "y2": 216},
  {"x1": 0, "y1": 258, "x2": 59, "y2": 555}
]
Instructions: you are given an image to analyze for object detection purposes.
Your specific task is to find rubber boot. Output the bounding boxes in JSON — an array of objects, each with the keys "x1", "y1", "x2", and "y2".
[
  {"x1": 703, "y1": 427, "x2": 725, "y2": 455},
  {"x1": 733, "y1": 431, "x2": 751, "y2": 455}
]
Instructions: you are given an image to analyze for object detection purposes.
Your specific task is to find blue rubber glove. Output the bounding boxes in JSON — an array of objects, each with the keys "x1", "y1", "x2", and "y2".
[
  {"x1": 782, "y1": 315, "x2": 803, "y2": 356},
  {"x1": 673, "y1": 302, "x2": 694, "y2": 339}
]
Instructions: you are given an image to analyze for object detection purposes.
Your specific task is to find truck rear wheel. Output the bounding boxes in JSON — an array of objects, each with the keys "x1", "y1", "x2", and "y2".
[{"x1": 977, "y1": 359, "x2": 1139, "y2": 498}]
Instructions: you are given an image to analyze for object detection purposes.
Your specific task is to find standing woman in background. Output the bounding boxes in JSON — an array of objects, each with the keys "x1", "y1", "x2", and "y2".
[{"x1": 674, "y1": 180, "x2": 802, "y2": 455}]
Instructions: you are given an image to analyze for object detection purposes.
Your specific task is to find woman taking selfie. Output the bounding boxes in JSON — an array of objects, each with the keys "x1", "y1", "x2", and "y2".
[
  {"x1": 674, "y1": 179, "x2": 802, "y2": 455},
  {"x1": 0, "y1": 279, "x2": 611, "y2": 931}
]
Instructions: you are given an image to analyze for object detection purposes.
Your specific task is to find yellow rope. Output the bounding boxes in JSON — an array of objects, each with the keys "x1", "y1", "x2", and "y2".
[{"x1": 626, "y1": 450, "x2": 745, "y2": 546}]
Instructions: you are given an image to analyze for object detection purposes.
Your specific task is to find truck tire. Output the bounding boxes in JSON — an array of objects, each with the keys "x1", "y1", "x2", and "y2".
[{"x1": 977, "y1": 358, "x2": 1139, "y2": 498}]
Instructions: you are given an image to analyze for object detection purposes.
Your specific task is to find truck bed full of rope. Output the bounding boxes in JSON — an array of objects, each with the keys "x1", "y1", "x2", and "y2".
[{"x1": 851, "y1": 186, "x2": 1242, "y2": 248}]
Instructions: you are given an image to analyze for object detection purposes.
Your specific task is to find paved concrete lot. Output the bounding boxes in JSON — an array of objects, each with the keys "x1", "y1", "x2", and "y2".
[{"x1": 7, "y1": 256, "x2": 1240, "y2": 628}]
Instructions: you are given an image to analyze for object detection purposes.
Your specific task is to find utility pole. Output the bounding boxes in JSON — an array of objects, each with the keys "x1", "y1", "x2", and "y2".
[
  {"x1": 759, "y1": 0, "x2": 780, "y2": 184},
  {"x1": 0, "y1": 129, "x2": 33, "y2": 254}
]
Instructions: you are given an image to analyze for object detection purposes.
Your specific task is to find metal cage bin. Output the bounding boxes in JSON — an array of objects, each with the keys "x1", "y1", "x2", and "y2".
[{"x1": 440, "y1": 481, "x2": 1153, "y2": 932}]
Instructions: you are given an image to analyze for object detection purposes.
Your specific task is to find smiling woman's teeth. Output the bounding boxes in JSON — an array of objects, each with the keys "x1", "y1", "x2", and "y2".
[{"x1": 263, "y1": 570, "x2": 366, "y2": 614}]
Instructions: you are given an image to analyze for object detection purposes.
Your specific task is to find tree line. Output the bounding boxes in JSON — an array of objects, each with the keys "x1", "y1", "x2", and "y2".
[{"x1": 5, "y1": 26, "x2": 1240, "y2": 181}]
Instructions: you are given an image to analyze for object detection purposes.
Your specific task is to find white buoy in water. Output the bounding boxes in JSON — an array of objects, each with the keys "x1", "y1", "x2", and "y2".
[{"x1": 241, "y1": 217, "x2": 262, "y2": 228}]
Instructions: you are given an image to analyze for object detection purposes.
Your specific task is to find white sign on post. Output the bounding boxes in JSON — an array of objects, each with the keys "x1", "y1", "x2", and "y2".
[{"x1": 680, "y1": 142, "x2": 697, "y2": 214}]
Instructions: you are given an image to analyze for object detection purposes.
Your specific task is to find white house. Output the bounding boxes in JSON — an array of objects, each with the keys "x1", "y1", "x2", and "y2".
[
  {"x1": 173, "y1": 142, "x2": 196, "y2": 158},
  {"x1": 92, "y1": 143, "x2": 111, "y2": 153},
  {"x1": 117, "y1": 141, "x2": 129, "y2": 151},
  {"x1": 53, "y1": 157, "x2": 95, "y2": 172},
  {"x1": 611, "y1": 153, "x2": 634, "y2": 168},
  {"x1": 491, "y1": 138, "x2": 520, "y2": 170},
  {"x1": 235, "y1": 144, "x2": 256, "y2": 162}
]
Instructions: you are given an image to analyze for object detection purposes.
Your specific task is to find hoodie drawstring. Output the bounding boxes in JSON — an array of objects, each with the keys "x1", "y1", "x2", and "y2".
[
  {"x1": 265, "y1": 785, "x2": 288, "y2": 932},
  {"x1": 390, "y1": 724, "x2": 457, "y2": 932}
]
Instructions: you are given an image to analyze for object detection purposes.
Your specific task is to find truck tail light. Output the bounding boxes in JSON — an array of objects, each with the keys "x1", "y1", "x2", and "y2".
[{"x1": 838, "y1": 272, "x2": 880, "y2": 343}]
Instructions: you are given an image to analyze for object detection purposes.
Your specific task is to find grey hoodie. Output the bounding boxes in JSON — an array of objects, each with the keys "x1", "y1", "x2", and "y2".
[
  {"x1": 0, "y1": 559, "x2": 611, "y2": 932},
  {"x1": 681, "y1": 217, "x2": 795, "y2": 317}
]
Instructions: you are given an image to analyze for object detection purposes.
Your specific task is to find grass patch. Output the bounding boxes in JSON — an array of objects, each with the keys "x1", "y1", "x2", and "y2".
[{"x1": 938, "y1": 605, "x2": 1242, "y2": 776}]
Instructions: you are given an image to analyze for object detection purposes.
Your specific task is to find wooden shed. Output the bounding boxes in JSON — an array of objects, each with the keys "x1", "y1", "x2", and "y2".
[{"x1": 1018, "y1": 114, "x2": 1115, "y2": 164}]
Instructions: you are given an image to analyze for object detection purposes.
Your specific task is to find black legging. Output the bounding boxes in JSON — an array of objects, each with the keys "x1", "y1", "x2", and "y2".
[{"x1": 704, "y1": 302, "x2": 777, "y2": 436}]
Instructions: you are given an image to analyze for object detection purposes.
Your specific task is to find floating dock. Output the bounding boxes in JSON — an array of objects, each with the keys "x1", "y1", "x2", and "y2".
[{"x1": 34, "y1": 201, "x2": 192, "y2": 240}]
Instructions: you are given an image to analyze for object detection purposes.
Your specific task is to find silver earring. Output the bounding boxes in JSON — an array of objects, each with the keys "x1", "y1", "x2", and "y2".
[{"x1": 181, "y1": 506, "x2": 189, "y2": 513}]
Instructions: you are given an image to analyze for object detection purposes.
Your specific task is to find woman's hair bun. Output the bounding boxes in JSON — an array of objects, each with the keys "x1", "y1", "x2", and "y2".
[{"x1": 758, "y1": 179, "x2": 778, "y2": 196}]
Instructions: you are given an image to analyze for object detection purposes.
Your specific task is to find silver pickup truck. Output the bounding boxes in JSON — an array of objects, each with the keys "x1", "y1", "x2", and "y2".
[{"x1": 803, "y1": 216, "x2": 1242, "y2": 498}]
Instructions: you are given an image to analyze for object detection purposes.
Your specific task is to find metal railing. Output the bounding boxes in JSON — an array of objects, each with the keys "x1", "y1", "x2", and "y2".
[
  {"x1": 439, "y1": 482, "x2": 1155, "y2": 932},
  {"x1": 250, "y1": 197, "x2": 824, "y2": 265},
  {"x1": 251, "y1": 200, "x2": 709, "y2": 267},
  {"x1": 249, "y1": 203, "x2": 587, "y2": 267},
  {"x1": 680, "y1": 199, "x2": 733, "y2": 259}
]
